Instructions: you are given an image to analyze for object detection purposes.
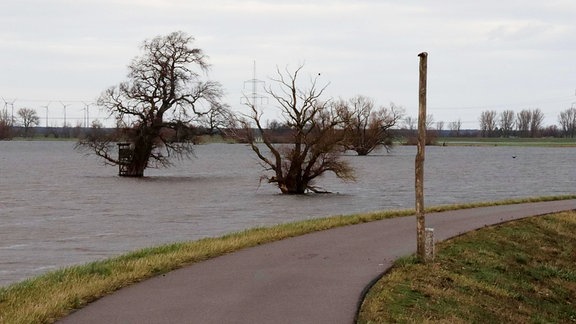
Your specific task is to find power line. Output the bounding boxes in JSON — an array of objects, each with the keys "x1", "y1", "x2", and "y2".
[
  {"x1": 241, "y1": 61, "x2": 267, "y2": 110},
  {"x1": 428, "y1": 95, "x2": 574, "y2": 111},
  {"x1": 1, "y1": 98, "x2": 92, "y2": 104}
]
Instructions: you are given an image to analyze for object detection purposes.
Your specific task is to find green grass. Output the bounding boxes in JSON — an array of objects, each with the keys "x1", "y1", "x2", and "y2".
[
  {"x1": 0, "y1": 195, "x2": 574, "y2": 324},
  {"x1": 357, "y1": 210, "x2": 576, "y2": 323},
  {"x1": 438, "y1": 137, "x2": 576, "y2": 147},
  {"x1": 7, "y1": 134, "x2": 236, "y2": 143},
  {"x1": 7, "y1": 136, "x2": 77, "y2": 142},
  {"x1": 195, "y1": 134, "x2": 237, "y2": 144}
]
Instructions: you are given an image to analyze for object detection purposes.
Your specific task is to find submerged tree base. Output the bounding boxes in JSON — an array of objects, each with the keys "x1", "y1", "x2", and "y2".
[{"x1": 118, "y1": 173, "x2": 144, "y2": 178}]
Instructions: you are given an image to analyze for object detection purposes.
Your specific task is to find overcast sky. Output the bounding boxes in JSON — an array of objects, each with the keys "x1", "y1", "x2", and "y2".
[{"x1": 1, "y1": 0, "x2": 575, "y2": 128}]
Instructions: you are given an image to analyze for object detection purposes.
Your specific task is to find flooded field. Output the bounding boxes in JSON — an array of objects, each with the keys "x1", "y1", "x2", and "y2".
[{"x1": 0, "y1": 141, "x2": 574, "y2": 286}]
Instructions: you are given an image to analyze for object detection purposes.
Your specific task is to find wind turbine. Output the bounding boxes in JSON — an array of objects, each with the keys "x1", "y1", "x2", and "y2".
[
  {"x1": 1, "y1": 97, "x2": 16, "y2": 124},
  {"x1": 1, "y1": 97, "x2": 7, "y2": 116},
  {"x1": 60, "y1": 101, "x2": 68, "y2": 128},
  {"x1": 9, "y1": 99, "x2": 15, "y2": 124},
  {"x1": 41, "y1": 102, "x2": 51, "y2": 127},
  {"x1": 82, "y1": 102, "x2": 92, "y2": 127}
]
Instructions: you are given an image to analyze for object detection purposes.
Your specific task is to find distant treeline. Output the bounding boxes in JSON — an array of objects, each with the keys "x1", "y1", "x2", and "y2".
[{"x1": 0, "y1": 125, "x2": 565, "y2": 143}]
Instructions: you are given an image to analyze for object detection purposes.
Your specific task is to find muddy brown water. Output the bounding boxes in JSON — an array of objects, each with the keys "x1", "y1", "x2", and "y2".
[{"x1": 0, "y1": 141, "x2": 574, "y2": 286}]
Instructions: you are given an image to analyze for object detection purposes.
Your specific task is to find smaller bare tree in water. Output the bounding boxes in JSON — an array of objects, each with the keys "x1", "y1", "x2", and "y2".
[
  {"x1": 337, "y1": 95, "x2": 404, "y2": 155},
  {"x1": 77, "y1": 31, "x2": 224, "y2": 176},
  {"x1": 235, "y1": 65, "x2": 355, "y2": 194}
]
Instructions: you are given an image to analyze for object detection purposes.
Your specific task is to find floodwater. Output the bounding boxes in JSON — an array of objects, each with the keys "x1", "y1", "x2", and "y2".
[{"x1": 0, "y1": 141, "x2": 574, "y2": 287}]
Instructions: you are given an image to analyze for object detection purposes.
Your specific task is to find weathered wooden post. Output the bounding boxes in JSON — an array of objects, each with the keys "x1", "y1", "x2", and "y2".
[{"x1": 416, "y1": 52, "x2": 433, "y2": 262}]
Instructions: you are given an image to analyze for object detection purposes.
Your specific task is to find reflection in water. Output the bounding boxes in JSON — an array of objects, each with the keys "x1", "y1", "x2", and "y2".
[{"x1": 0, "y1": 141, "x2": 574, "y2": 286}]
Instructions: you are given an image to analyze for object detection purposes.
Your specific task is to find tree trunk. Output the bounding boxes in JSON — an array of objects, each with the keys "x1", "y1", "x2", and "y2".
[
  {"x1": 121, "y1": 152, "x2": 148, "y2": 177},
  {"x1": 120, "y1": 135, "x2": 153, "y2": 177},
  {"x1": 356, "y1": 148, "x2": 369, "y2": 156},
  {"x1": 122, "y1": 159, "x2": 147, "y2": 177},
  {"x1": 278, "y1": 182, "x2": 307, "y2": 194},
  {"x1": 276, "y1": 172, "x2": 308, "y2": 194}
]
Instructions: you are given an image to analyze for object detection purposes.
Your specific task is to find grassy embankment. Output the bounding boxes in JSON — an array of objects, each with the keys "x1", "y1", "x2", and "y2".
[
  {"x1": 6, "y1": 135, "x2": 226, "y2": 143},
  {"x1": 9, "y1": 135, "x2": 576, "y2": 146},
  {"x1": 4, "y1": 136, "x2": 76, "y2": 142},
  {"x1": 358, "y1": 210, "x2": 576, "y2": 323},
  {"x1": 438, "y1": 137, "x2": 576, "y2": 147},
  {"x1": 0, "y1": 195, "x2": 574, "y2": 323}
]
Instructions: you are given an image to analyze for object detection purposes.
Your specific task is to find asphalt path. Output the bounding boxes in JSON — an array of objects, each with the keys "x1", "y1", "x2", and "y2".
[{"x1": 59, "y1": 200, "x2": 576, "y2": 324}]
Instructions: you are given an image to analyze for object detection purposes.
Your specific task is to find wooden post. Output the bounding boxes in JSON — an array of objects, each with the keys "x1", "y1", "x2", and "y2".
[
  {"x1": 416, "y1": 52, "x2": 428, "y2": 262},
  {"x1": 425, "y1": 227, "x2": 435, "y2": 261}
]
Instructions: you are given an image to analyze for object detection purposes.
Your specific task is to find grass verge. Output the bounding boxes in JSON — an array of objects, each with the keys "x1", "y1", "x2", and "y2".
[
  {"x1": 438, "y1": 137, "x2": 576, "y2": 147},
  {"x1": 357, "y1": 210, "x2": 576, "y2": 323},
  {"x1": 0, "y1": 195, "x2": 575, "y2": 323}
]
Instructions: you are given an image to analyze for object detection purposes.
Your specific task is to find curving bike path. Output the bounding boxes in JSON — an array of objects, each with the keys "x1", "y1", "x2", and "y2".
[{"x1": 59, "y1": 200, "x2": 576, "y2": 324}]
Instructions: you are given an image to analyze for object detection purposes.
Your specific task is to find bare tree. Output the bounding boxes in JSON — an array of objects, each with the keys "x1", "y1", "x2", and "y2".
[
  {"x1": 542, "y1": 124, "x2": 560, "y2": 138},
  {"x1": 449, "y1": 119, "x2": 462, "y2": 137},
  {"x1": 558, "y1": 107, "x2": 576, "y2": 138},
  {"x1": 17, "y1": 108, "x2": 40, "y2": 138},
  {"x1": 77, "y1": 31, "x2": 223, "y2": 176},
  {"x1": 267, "y1": 119, "x2": 287, "y2": 130},
  {"x1": 479, "y1": 110, "x2": 497, "y2": 137},
  {"x1": 422, "y1": 114, "x2": 438, "y2": 144},
  {"x1": 402, "y1": 114, "x2": 436, "y2": 145},
  {"x1": 197, "y1": 102, "x2": 234, "y2": 135},
  {"x1": 236, "y1": 65, "x2": 354, "y2": 194},
  {"x1": 339, "y1": 95, "x2": 404, "y2": 155},
  {"x1": 436, "y1": 121, "x2": 444, "y2": 135},
  {"x1": 0, "y1": 108, "x2": 13, "y2": 139},
  {"x1": 425, "y1": 114, "x2": 435, "y2": 130},
  {"x1": 403, "y1": 116, "x2": 417, "y2": 131},
  {"x1": 530, "y1": 108, "x2": 544, "y2": 138},
  {"x1": 516, "y1": 109, "x2": 532, "y2": 137},
  {"x1": 499, "y1": 110, "x2": 515, "y2": 137}
]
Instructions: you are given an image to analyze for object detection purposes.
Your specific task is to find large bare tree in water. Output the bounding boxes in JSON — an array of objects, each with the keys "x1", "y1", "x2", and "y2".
[
  {"x1": 78, "y1": 31, "x2": 223, "y2": 176},
  {"x1": 236, "y1": 65, "x2": 354, "y2": 194}
]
